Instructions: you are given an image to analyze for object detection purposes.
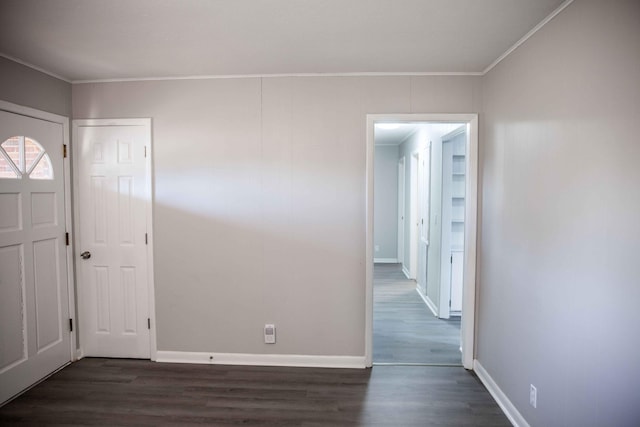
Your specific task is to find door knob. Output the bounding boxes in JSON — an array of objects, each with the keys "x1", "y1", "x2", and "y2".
[{"x1": 80, "y1": 251, "x2": 91, "y2": 260}]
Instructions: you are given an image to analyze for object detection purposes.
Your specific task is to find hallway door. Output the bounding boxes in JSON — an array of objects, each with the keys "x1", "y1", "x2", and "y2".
[{"x1": 74, "y1": 119, "x2": 153, "y2": 359}]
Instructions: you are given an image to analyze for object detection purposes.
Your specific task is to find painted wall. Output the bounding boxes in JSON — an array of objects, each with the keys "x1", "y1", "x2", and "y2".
[
  {"x1": 478, "y1": 1, "x2": 640, "y2": 425},
  {"x1": 398, "y1": 124, "x2": 459, "y2": 289},
  {"x1": 398, "y1": 127, "x2": 429, "y2": 279},
  {"x1": 73, "y1": 75, "x2": 481, "y2": 357},
  {"x1": 373, "y1": 145, "x2": 399, "y2": 261},
  {"x1": 0, "y1": 57, "x2": 71, "y2": 117}
]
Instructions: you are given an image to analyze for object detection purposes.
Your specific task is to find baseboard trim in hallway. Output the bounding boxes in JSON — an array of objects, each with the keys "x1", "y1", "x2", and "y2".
[{"x1": 374, "y1": 362, "x2": 463, "y2": 367}]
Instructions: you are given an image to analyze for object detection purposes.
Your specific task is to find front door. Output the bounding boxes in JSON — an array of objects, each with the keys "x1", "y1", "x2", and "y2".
[
  {"x1": 0, "y1": 110, "x2": 71, "y2": 404},
  {"x1": 75, "y1": 120, "x2": 151, "y2": 358}
]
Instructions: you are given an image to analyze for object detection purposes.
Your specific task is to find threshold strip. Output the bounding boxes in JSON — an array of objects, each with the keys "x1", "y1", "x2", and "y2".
[{"x1": 373, "y1": 362, "x2": 463, "y2": 367}]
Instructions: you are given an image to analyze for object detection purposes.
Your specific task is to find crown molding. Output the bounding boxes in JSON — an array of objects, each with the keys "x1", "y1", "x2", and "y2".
[
  {"x1": 482, "y1": 0, "x2": 574, "y2": 75},
  {"x1": 0, "y1": 53, "x2": 71, "y2": 83},
  {"x1": 72, "y1": 71, "x2": 483, "y2": 84},
  {"x1": 2, "y1": 0, "x2": 574, "y2": 84}
]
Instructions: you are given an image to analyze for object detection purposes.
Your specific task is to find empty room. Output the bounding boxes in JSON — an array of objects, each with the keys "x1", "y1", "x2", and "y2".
[{"x1": 0, "y1": 1, "x2": 639, "y2": 426}]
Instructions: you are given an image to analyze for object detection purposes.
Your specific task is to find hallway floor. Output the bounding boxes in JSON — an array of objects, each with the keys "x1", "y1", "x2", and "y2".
[{"x1": 373, "y1": 263, "x2": 462, "y2": 364}]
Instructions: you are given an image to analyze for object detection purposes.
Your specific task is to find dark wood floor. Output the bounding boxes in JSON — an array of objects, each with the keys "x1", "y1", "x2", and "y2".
[
  {"x1": 0, "y1": 358, "x2": 510, "y2": 426},
  {"x1": 373, "y1": 264, "x2": 462, "y2": 364}
]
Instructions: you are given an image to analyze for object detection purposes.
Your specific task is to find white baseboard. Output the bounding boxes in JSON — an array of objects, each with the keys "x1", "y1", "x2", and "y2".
[
  {"x1": 416, "y1": 286, "x2": 439, "y2": 317},
  {"x1": 474, "y1": 360, "x2": 529, "y2": 427},
  {"x1": 155, "y1": 351, "x2": 366, "y2": 369},
  {"x1": 402, "y1": 265, "x2": 411, "y2": 279},
  {"x1": 373, "y1": 258, "x2": 398, "y2": 263}
]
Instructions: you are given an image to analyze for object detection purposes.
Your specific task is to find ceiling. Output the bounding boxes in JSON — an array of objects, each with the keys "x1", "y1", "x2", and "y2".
[
  {"x1": 375, "y1": 124, "x2": 420, "y2": 146},
  {"x1": 0, "y1": 0, "x2": 566, "y2": 82},
  {"x1": 374, "y1": 123, "x2": 463, "y2": 146}
]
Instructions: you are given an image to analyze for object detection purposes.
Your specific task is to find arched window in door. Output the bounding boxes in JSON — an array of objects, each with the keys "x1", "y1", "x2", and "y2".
[{"x1": 0, "y1": 136, "x2": 53, "y2": 179}]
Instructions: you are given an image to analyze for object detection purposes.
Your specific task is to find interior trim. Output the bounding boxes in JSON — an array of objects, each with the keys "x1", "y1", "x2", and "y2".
[
  {"x1": 155, "y1": 351, "x2": 366, "y2": 369},
  {"x1": 474, "y1": 360, "x2": 531, "y2": 427},
  {"x1": 0, "y1": 53, "x2": 72, "y2": 83},
  {"x1": 482, "y1": 0, "x2": 574, "y2": 74}
]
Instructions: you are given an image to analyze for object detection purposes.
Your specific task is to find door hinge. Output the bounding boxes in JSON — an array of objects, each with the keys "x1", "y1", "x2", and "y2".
[
  {"x1": 450, "y1": 255, "x2": 453, "y2": 264},
  {"x1": 63, "y1": 144, "x2": 67, "y2": 158},
  {"x1": 69, "y1": 318, "x2": 73, "y2": 332},
  {"x1": 144, "y1": 146, "x2": 147, "y2": 158},
  {"x1": 449, "y1": 300, "x2": 452, "y2": 307},
  {"x1": 65, "y1": 232, "x2": 70, "y2": 246},
  {"x1": 145, "y1": 233, "x2": 148, "y2": 244},
  {"x1": 147, "y1": 318, "x2": 151, "y2": 329}
]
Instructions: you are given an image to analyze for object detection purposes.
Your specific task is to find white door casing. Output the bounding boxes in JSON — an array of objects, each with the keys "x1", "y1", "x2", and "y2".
[
  {"x1": 366, "y1": 114, "x2": 478, "y2": 370},
  {"x1": 397, "y1": 157, "x2": 405, "y2": 269},
  {"x1": 408, "y1": 153, "x2": 419, "y2": 279},
  {"x1": 73, "y1": 119, "x2": 155, "y2": 359},
  {"x1": 0, "y1": 108, "x2": 72, "y2": 404},
  {"x1": 417, "y1": 146, "x2": 431, "y2": 295}
]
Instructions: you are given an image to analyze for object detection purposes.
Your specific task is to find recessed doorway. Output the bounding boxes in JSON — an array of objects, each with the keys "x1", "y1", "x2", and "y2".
[{"x1": 366, "y1": 114, "x2": 478, "y2": 369}]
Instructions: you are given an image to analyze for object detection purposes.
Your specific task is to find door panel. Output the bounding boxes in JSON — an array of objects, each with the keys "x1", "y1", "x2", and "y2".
[
  {"x1": 76, "y1": 123, "x2": 150, "y2": 359},
  {"x1": 0, "y1": 110, "x2": 70, "y2": 404}
]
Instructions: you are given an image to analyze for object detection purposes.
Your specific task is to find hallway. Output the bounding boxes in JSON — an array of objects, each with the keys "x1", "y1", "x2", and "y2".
[{"x1": 373, "y1": 264, "x2": 462, "y2": 364}]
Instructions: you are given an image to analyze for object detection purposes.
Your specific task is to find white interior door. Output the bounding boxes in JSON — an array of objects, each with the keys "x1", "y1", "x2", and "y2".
[
  {"x1": 75, "y1": 120, "x2": 152, "y2": 359},
  {"x1": 0, "y1": 110, "x2": 71, "y2": 404}
]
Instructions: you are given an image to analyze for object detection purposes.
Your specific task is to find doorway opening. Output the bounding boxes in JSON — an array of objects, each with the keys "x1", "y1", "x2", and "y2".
[{"x1": 366, "y1": 114, "x2": 478, "y2": 369}]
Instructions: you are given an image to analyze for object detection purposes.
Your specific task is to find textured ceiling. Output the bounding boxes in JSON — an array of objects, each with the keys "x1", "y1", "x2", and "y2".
[{"x1": 0, "y1": 0, "x2": 566, "y2": 81}]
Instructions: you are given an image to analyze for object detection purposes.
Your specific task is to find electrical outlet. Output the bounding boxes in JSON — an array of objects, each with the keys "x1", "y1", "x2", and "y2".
[
  {"x1": 264, "y1": 324, "x2": 276, "y2": 344},
  {"x1": 530, "y1": 384, "x2": 537, "y2": 408},
  {"x1": 374, "y1": 245, "x2": 380, "y2": 252}
]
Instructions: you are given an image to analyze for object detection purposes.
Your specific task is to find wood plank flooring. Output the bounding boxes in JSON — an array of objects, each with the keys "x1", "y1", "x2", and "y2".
[
  {"x1": 0, "y1": 358, "x2": 510, "y2": 426},
  {"x1": 373, "y1": 264, "x2": 462, "y2": 364}
]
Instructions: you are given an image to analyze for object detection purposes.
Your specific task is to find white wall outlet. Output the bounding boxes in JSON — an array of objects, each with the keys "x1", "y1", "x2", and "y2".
[
  {"x1": 374, "y1": 245, "x2": 380, "y2": 252},
  {"x1": 264, "y1": 324, "x2": 276, "y2": 344},
  {"x1": 530, "y1": 384, "x2": 537, "y2": 408}
]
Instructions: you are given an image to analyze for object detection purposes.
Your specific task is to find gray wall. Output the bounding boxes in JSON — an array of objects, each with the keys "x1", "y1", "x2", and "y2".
[
  {"x1": 0, "y1": 57, "x2": 71, "y2": 117},
  {"x1": 478, "y1": 1, "x2": 640, "y2": 425},
  {"x1": 73, "y1": 75, "x2": 481, "y2": 356},
  {"x1": 373, "y1": 145, "x2": 399, "y2": 260},
  {"x1": 373, "y1": 145, "x2": 399, "y2": 261},
  {"x1": 398, "y1": 124, "x2": 459, "y2": 286}
]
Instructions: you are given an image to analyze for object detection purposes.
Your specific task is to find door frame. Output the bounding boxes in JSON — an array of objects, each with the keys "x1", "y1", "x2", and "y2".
[
  {"x1": 0, "y1": 99, "x2": 76, "y2": 361},
  {"x1": 366, "y1": 113, "x2": 478, "y2": 370},
  {"x1": 397, "y1": 156, "x2": 405, "y2": 270},
  {"x1": 408, "y1": 152, "x2": 419, "y2": 279},
  {"x1": 71, "y1": 118, "x2": 157, "y2": 360}
]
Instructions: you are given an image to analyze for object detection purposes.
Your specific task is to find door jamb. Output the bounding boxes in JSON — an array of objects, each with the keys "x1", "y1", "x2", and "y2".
[
  {"x1": 0, "y1": 100, "x2": 76, "y2": 361},
  {"x1": 71, "y1": 118, "x2": 157, "y2": 361},
  {"x1": 366, "y1": 113, "x2": 478, "y2": 370},
  {"x1": 397, "y1": 156, "x2": 405, "y2": 270}
]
